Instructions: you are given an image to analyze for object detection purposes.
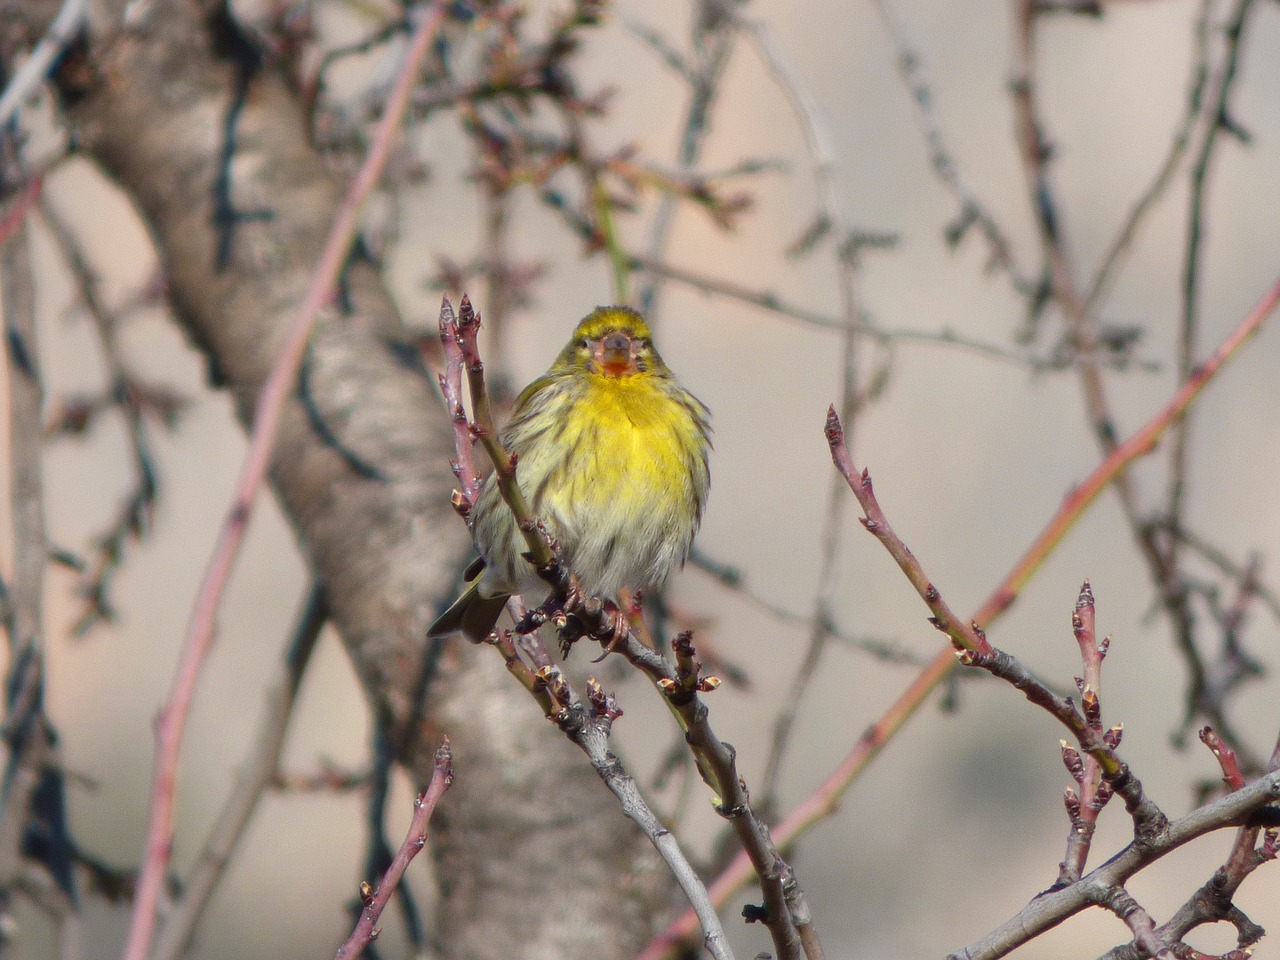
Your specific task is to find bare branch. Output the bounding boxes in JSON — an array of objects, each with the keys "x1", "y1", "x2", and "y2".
[
  {"x1": 334, "y1": 739, "x2": 454, "y2": 960},
  {"x1": 947, "y1": 769, "x2": 1280, "y2": 960}
]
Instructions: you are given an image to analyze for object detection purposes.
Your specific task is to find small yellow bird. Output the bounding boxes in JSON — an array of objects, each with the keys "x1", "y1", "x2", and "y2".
[{"x1": 429, "y1": 305, "x2": 712, "y2": 643}]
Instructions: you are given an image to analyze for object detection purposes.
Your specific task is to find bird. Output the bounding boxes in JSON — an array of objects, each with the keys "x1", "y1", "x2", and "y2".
[{"x1": 428, "y1": 305, "x2": 711, "y2": 644}]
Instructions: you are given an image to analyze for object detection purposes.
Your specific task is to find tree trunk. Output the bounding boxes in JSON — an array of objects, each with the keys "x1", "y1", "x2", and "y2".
[{"x1": 22, "y1": 0, "x2": 673, "y2": 955}]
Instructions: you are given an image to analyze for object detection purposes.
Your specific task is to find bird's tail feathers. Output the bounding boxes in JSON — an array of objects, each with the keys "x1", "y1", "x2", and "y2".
[{"x1": 427, "y1": 579, "x2": 509, "y2": 643}]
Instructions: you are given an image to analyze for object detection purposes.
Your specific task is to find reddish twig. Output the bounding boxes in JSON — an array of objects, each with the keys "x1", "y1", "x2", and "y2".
[
  {"x1": 825, "y1": 416, "x2": 992, "y2": 657},
  {"x1": 829, "y1": 417, "x2": 1166, "y2": 837},
  {"x1": 120, "y1": 7, "x2": 450, "y2": 960},
  {"x1": 152, "y1": 586, "x2": 327, "y2": 960},
  {"x1": 0, "y1": 176, "x2": 43, "y2": 247},
  {"x1": 1057, "y1": 581, "x2": 1115, "y2": 885},
  {"x1": 436, "y1": 303, "x2": 483, "y2": 512},
  {"x1": 1201, "y1": 727, "x2": 1246, "y2": 792},
  {"x1": 334, "y1": 739, "x2": 453, "y2": 960}
]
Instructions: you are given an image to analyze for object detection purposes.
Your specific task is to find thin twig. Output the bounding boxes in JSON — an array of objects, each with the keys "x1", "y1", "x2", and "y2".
[
  {"x1": 1168, "y1": 0, "x2": 1257, "y2": 573},
  {"x1": 637, "y1": 0, "x2": 743, "y2": 315},
  {"x1": 36, "y1": 193, "x2": 175, "y2": 636},
  {"x1": 869, "y1": 0, "x2": 1032, "y2": 291},
  {"x1": 120, "y1": 7, "x2": 450, "y2": 960},
  {"x1": 1150, "y1": 520, "x2": 1280, "y2": 625},
  {"x1": 735, "y1": 17, "x2": 858, "y2": 864},
  {"x1": 1082, "y1": 0, "x2": 1214, "y2": 315},
  {"x1": 334, "y1": 739, "x2": 453, "y2": 960},
  {"x1": 631, "y1": 253, "x2": 1146, "y2": 370},
  {"x1": 1056, "y1": 582, "x2": 1116, "y2": 885},
  {"x1": 689, "y1": 551, "x2": 929, "y2": 666}
]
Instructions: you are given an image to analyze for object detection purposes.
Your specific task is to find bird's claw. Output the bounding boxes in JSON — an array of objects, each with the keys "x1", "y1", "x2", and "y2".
[
  {"x1": 555, "y1": 574, "x2": 589, "y2": 657},
  {"x1": 587, "y1": 599, "x2": 629, "y2": 662}
]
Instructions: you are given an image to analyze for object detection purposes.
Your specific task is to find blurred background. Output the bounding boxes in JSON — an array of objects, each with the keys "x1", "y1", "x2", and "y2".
[{"x1": 5, "y1": 0, "x2": 1280, "y2": 956}]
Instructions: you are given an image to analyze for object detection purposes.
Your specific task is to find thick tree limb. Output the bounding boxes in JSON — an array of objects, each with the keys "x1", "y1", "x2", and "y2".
[{"x1": 15, "y1": 0, "x2": 673, "y2": 956}]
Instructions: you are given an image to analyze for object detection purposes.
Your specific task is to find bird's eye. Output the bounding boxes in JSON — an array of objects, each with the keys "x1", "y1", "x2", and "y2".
[{"x1": 578, "y1": 338, "x2": 590, "y2": 349}]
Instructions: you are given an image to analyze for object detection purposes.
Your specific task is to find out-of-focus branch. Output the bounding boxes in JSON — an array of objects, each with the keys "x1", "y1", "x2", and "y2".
[
  {"x1": 36, "y1": 193, "x2": 178, "y2": 636},
  {"x1": 1169, "y1": 0, "x2": 1257, "y2": 571},
  {"x1": 689, "y1": 549, "x2": 931, "y2": 667},
  {"x1": 637, "y1": 0, "x2": 744, "y2": 315},
  {"x1": 1082, "y1": 0, "x2": 1214, "y2": 314},
  {"x1": 870, "y1": 0, "x2": 1032, "y2": 292},
  {"x1": 121, "y1": 8, "x2": 451, "y2": 960},
  {"x1": 0, "y1": 176, "x2": 82, "y2": 960},
  {"x1": 152, "y1": 585, "x2": 327, "y2": 960},
  {"x1": 1151, "y1": 520, "x2": 1280, "y2": 625},
  {"x1": 632, "y1": 253, "x2": 1150, "y2": 369},
  {"x1": 0, "y1": 0, "x2": 86, "y2": 128},
  {"x1": 734, "y1": 9, "x2": 865, "y2": 824},
  {"x1": 1011, "y1": 0, "x2": 1118, "y2": 447}
]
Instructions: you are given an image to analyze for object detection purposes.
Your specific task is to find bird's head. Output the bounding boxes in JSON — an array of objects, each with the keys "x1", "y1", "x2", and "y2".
[{"x1": 555, "y1": 306, "x2": 667, "y2": 379}]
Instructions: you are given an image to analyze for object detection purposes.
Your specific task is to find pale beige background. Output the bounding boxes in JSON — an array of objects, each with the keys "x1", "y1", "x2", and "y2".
[{"x1": 4, "y1": 0, "x2": 1280, "y2": 957}]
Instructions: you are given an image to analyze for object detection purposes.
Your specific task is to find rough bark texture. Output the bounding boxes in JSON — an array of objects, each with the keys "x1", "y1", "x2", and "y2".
[{"x1": 20, "y1": 0, "x2": 673, "y2": 955}]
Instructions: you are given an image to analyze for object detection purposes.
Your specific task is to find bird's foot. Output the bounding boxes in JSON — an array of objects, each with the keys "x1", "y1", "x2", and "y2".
[{"x1": 555, "y1": 574, "x2": 589, "y2": 657}]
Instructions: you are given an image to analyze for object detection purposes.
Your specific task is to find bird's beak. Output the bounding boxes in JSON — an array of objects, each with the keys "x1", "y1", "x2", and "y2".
[{"x1": 594, "y1": 331, "x2": 638, "y2": 377}]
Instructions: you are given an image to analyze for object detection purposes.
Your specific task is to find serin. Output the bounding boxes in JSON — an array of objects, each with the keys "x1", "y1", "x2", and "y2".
[{"x1": 429, "y1": 305, "x2": 712, "y2": 643}]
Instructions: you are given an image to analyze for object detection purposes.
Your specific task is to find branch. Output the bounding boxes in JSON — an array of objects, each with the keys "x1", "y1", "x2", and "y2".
[
  {"x1": 1168, "y1": 0, "x2": 1258, "y2": 569},
  {"x1": 0, "y1": 0, "x2": 87, "y2": 129},
  {"x1": 870, "y1": 0, "x2": 1032, "y2": 291},
  {"x1": 636, "y1": 0, "x2": 743, "y2": 314},
  {"x1": 0, "y1": 173, "x2": 79, "y2": 953},
  {"x1": 1081, "y1": 0, "x2": 1213, "y2": 314},
  {"x1": 36, "y1": 192, "x2": 176, "y2": 636},
  {"x1": 734, "y1": 10, "x2": 863, "y2": 835},
  {"x1": 948, "y1": 770, "x2": 1280, "y2": 960},
  {"x1": 334, "y1": 739, "x2": 453, "y2": 960},
  {"x1": 828, "y1": 415, "x2": 1165, "y2": 837}
]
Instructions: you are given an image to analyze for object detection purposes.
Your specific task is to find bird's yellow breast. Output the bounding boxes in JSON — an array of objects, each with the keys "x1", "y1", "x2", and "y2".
[
  {"x1": 553, "y1": 373, "x2": 696, "y2": 503},
  {"x1": 506, "y1": 369, "x2": 708, "y2": 596}
]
